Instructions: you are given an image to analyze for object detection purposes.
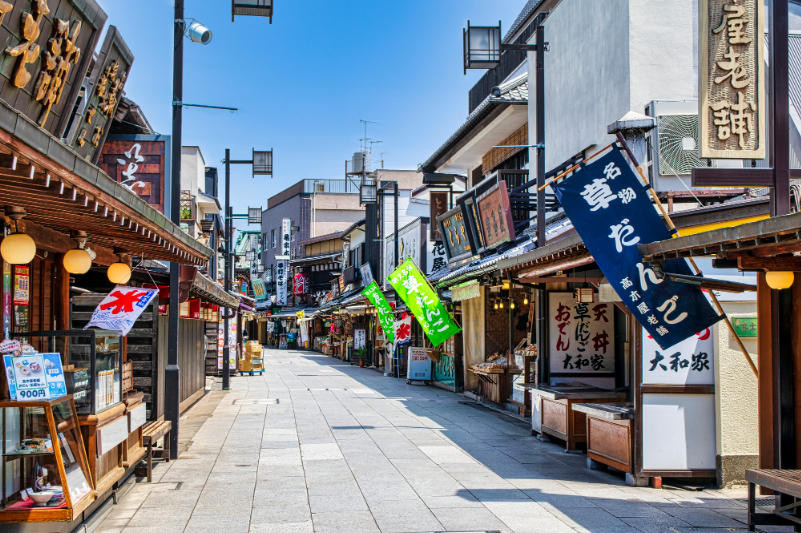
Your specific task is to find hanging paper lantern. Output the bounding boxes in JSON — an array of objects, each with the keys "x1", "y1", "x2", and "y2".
[{"x1": 293, "y1": 272, "x2": 309, "y2": 295}]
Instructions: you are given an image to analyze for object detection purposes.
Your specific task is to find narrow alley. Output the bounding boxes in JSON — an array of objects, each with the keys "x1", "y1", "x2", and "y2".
[{"x1": 96, "y1": 349, "x2": 755, "y2": 533}]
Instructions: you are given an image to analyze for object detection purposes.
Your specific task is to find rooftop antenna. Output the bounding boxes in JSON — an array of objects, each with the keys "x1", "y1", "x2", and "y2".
[
  {"x1": 360, "y1": 119, "x2": 376, "y2": 151},
  {"x1": 378, "y1": 151, "x2": 387, "y2": 169}
]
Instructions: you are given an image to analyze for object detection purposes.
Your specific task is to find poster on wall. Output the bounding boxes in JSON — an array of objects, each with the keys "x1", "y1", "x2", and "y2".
[
  {"x1": 407, "y1": 347, "x2": 431, "y2": 381},
  {"x1": 548, "y1": 293, "x2": 615, "y2": 377},
  {"x1": 10, "y1": 354, "x2": 49, "y2": 400},
  {"x1": 217, "y1": 315, "x2": 238, "y2": 370},
  {"x1": 13, "y1": 266, "x2": 29, "y2": 305},
  {"x1": 354, "y1": 329, "x2": 366, "y2": 350}
]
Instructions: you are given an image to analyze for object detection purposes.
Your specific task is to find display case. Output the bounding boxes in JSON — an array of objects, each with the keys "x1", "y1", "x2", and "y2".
[
  {"x1": 11, "y1": 330, "x2": 123, "y2": 416},
  {"x1": 0, "y1": 395, "x2": 94, "y2": 522}
]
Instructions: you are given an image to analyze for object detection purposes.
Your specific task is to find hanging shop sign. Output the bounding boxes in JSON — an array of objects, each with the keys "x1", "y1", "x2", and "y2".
[
  {"x1": 69, "y1": 27, "x2": 134, "y2": 163},
  {"x1": 699, "y1": 0, "x2": 765, "y2": 159},
  {"x1": 362, "y1": 280, "x2": 394, "y2": 343},
  {"x1": 731, "y1": 316, "x2": 757, "y2": 338},
  {"x1": 85, "y1": 285, "x2": 159, "y2": 336},
  {"x1": 394, "y1": 314, "x2": 412, "y2": 346},
  {"x1": 100, "y1": 136, "x2": 169, "y2": 213},
  {"x1": 451, "y1": 280, "x2": 481, "y2": 303},
  {"x1": 549, "y1": 293, "x2": 615, "y2": 376},
  {"x1": 388, "y1": 259, "x2": 461, "y2": 347},
  {"x1": 476, "y1": 181, "x2": 516, "y2": 249},
  {"x1": 437, "y1": 207, "x2": 473, "y2": 263},
  {"x1": 430, "y1": 191, "x2": 449, "y2": 241},
  {"x1": 0, "y1": 0, "x2": 106, "y2": 138},
  {"x1": 252, "y1": 279, "x2": 267, "y2": 301},
  {"x1": 407, "y1": 347, "x2": 432, "y2": 381},
  {"x1": 360, "y1": 263, "x2": 374, "y2": 286},
  {"x1": 458, "y1": 189, "x2": 486, "y2": 255},
  {"x1": 276, "y1": 218, "x2": 291, "y2": 306},
  {"x1": 293, "y1": 272, "x2": 309, "y2": 296},
  {"x1": 13, "y1": 266, "x2": 29, "y2": 305},
  {"x1": 551, "y1": 146, "x2": 722, "y2": 349}
]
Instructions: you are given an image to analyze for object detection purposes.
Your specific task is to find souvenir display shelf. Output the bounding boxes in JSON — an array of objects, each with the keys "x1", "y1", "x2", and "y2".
[
  {"x1": 11, "y1": 330, "x2": 123, "y2": 416},
  {"x1": 0, "y1": 395, "x2": 94, "y2": 522}
]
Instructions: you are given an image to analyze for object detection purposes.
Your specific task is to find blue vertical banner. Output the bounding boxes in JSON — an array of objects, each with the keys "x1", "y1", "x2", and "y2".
[{"x1": 551, "y1": 146, "x2": 722, "y2": 349}]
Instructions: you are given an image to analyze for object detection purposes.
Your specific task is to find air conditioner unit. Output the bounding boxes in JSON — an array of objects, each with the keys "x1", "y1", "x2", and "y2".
[{"x1": 645, "y1": 99, "x2": 743, "y2": 193}]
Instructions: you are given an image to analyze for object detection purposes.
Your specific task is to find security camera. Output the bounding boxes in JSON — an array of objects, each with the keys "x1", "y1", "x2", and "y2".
[
  {"x1": 490, "y1": 86, "x2": 502, "y2": 98},
  {"x1": 187, "y1": 21, "x2": 213, "y2": 44}
]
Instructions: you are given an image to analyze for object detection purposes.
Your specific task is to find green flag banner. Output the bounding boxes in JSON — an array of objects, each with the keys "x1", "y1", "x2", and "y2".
[
  {"x1": 387, "y1": 258, "x2": 461, "y2": 347},
  {"x1": 362, "y1": 280, "x2": 394, "y2": 343}
]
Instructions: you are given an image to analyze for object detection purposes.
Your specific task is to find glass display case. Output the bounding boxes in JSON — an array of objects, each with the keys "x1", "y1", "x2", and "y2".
[
  {"x1": 11, "y1": 330, "x2": 123, "y2": 416},
  {"x1": 0, "y1": 396, "x2": 94, "y2": 522}
]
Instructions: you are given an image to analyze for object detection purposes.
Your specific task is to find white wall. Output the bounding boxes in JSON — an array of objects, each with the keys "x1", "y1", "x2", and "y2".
[
  {"x1": 528, "y1": 0, "x2": 698, "y2": 170},
  {"x1": 181, "y1": 147, "x2": 205, "y2": 197}
]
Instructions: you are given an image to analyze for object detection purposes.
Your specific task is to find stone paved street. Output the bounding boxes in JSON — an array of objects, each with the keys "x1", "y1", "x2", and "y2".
[{"x1": 96, "y1": 349, "x2": 767, "y2": 533}]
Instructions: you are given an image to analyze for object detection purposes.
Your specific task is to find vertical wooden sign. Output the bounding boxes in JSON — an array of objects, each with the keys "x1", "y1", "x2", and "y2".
[{"x1": 699, "y1": 0, "x2": 765, "y2": 159}]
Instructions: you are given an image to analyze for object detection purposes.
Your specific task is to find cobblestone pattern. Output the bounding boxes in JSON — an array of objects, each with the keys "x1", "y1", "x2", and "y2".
[{"x1": 95, "y1": 349, "x2": 770, "y2": 533}]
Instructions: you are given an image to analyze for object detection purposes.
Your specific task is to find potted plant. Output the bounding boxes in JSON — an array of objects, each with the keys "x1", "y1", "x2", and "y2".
[{"x1": 356, "y1": 347, "x2": 367, "y2": 367}]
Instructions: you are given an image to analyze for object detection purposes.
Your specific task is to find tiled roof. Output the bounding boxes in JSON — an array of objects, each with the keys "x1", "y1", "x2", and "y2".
[{"x1": 503, "y1": 0, "x2": 545, "y2": 44}]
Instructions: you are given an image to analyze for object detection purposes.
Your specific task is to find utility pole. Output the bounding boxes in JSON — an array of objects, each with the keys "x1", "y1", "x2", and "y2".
[{"x1": 166, "y1": 0, "x2": 184, "y2": 461}]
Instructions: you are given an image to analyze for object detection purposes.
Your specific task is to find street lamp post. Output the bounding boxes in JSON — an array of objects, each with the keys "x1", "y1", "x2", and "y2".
[{"x1": 222, "y1": 149, "x2": 272, "y2": 390}]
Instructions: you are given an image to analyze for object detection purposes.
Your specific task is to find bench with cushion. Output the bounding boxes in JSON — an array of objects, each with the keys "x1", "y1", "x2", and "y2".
[
  {"x1": 746, "y1": 469, "x2": 801, "y2": 531},
  {"x1": 134, "y1": 421, "x2": 172, "y2": 482}
]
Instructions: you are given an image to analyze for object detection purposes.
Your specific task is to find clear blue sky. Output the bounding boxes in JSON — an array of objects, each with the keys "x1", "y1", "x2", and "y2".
[{"x1": 100, "y1": 1, "x2": 525, "y2": 230}]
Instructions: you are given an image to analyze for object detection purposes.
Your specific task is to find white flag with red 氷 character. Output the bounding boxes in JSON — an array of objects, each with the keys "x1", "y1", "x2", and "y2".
[{"x1": 85, "y1": 285, "x2": 159, "y2": 336}]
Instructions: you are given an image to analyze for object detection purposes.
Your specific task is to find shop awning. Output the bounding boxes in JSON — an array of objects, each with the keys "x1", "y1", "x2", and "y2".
[
  {"x1": 638, "y1": 210, "x2": 801, "y2": 262},
  {"x1": 0, "y1": 100, "x2": 211, "y2": 265},
  {"x1": 191, "y1": 272, "x2": 239, "y2": 309}
]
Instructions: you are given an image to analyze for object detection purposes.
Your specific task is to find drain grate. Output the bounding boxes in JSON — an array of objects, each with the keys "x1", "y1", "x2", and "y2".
[
  {"x1": 233, "y1": 399, "x2": 278, "y2": 405},
  {"x1": 738, "y1": 497, "x2": 775, "y2": 507}
]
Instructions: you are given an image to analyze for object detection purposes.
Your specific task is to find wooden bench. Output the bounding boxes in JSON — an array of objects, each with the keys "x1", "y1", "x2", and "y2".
[
  {"x1": 746, "y1": 469, "x2": 801, "y2": 531},
  {"x1": 135, "y1": 421, "x2": 172, "y2": 482}
]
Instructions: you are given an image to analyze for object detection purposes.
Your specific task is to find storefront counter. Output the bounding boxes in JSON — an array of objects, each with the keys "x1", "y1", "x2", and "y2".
[
  {"x1": 526, "y1": 384, "x2": 626, "y2": 451},
  {"x1": 571, "y1": 402, "x2": 635, "y2": 474}
]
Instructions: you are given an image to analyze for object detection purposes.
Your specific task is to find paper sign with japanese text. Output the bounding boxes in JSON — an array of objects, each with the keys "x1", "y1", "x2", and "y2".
[
  {"x1": 699, "y1": 0, "x2": 765, "y2": 159},
  {"x1": 551, "y1": 146, "x2": 722, "y2": 349},
  {"x1": 549, "y1": 293, "x2": 615, "y2": 376},
  {"x1": 407, "y1": 347, "x2": 432, "y2": 381},
  {"x1": 388, "y1": 259, "x2": 460, "y2": 347},
  {"x1": 642, "y1": 327, "x2": 715, "y2": 385},
  {"x1": 362, "y1": 281, "x2": 394, "y2": 343},
  {"x1": 42, "y1": 353, "x2": 67, "y2": 399},
  {"x1": 11, "y1": 354, "x2": 49, "y2": 400},
  {"x1": 85, "y1": 286, "x2": 159, "y2": 337}
]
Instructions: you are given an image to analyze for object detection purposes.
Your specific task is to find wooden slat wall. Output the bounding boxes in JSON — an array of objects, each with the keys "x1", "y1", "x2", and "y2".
[
  {"x1": 71, "y1": 294, "x2": 158, "y2": 418},
  {"x1": 157, "y1": 315, "x2": 206, "y2": 410}
]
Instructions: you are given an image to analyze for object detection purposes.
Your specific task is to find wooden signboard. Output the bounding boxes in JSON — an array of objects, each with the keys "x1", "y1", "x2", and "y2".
[
  {"x1": 98, "y1": 137, "x2": 168, "y2": 213},
  {"x1": 437, "y1": 206, "x2": 473, "y2": 263},
  {"x1": 429, "y1": 191, "x2": 449, "y2": 241},
  {"x1": 66, "y1": 25, "x2": 134, "y2": 162},
  {"x1": 121, "y1": 359, "x2": 132, "y2": 393},
  {"x1": 699, "y1": 0, "x2": 765, "y2": 159},
  {"x1": 476, "y1": 180, "x2": 516, "y2": 250},
  {"x1": 0, "y1": 0, "x2": 107, "y2": 137}
]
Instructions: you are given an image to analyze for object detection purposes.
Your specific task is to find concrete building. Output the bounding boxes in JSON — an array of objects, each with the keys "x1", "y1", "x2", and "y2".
[{"x1": 260, "y1": 179, "x2": 364, "y2": 299}]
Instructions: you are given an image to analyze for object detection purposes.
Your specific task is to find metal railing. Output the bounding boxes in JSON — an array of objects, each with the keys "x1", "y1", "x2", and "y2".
[{"x1": 268, "y1": 179, "x2": 360, "y2": 208}]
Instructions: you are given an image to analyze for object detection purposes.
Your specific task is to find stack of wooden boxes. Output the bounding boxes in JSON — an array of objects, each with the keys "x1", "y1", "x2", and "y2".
[{"x1": 239, "y1": 341, "x2": 264, "y2": 373}]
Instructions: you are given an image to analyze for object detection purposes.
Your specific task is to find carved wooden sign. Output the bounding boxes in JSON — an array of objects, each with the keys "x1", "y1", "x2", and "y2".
[
  {"x1": 0, "y1": 0, "x2": 106, "y2": 137},
  {"x1": 98, "y1": 137, "x2": 167, "y2": 213},
  {"x1": 66, "y1": 26, "x2": 133, "y2": 162},
  {"x1": 699, "y1": 0, "x2": 765, "y2": 159}
]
